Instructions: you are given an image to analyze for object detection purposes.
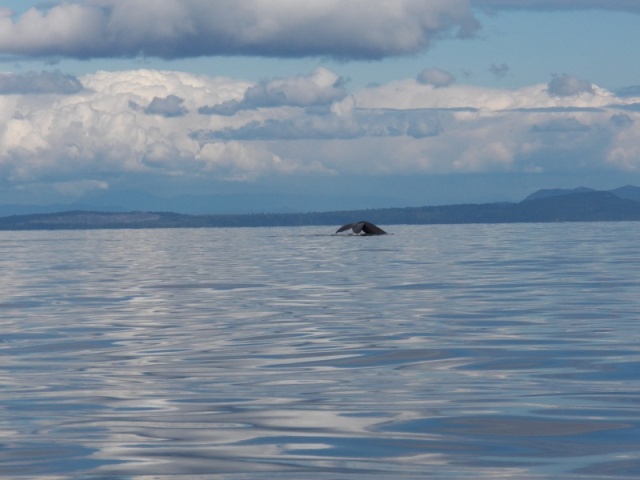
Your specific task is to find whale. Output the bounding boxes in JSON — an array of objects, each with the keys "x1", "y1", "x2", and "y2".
[{"x1": 335, "y1": 221, "x2": 387, "y2": 235}]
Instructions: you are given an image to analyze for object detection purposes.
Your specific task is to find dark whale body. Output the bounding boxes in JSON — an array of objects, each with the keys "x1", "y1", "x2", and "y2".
[{"x1": 335, "y1": 221, "x2": 387, "y2": 235}]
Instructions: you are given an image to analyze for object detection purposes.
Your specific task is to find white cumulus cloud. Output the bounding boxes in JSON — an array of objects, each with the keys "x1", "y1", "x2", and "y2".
[
  {"x1": 199, "y1": 67, "x2": 347, "y2": 115},
  {"x1": 1, "y1": 67, "x2": 640, "y2": 198}
]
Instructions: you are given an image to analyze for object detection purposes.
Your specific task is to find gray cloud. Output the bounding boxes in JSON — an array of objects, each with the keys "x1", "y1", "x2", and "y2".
[
  {"x1": 610, "y1": 113, "x2": 634, "y2": 127},
  {"x1": 613, "y1": 103, "x2": 640, "y2": 112},
  {"x1": 472, "y1": 0, "x2": 640, "y2": 12},
  {"x1": 506, "y1": 106, "x2": 603, "y2": 113},
  {"x1": 195, "y1": 108, "x2": 442, "y2": 142},
  {"x1": 417, "y1": 68, "x2": 455, "y2": 88},
  {"x1": 0, "y1": 71, "x2": 83, "y2": 95},
  {"x1": 615, "y1": 85, "x2": 640, "y2": 98},
  {"x1": 530, "y1": 117, "x2": 591, "y2": 133},
  {"x1": 547, "y1": 74, "x2": 594, "y2": 97},
  {"x1": 489, "y1": 63, "x2": 509, "y2": 80},
  {"x1": 145, "y1": 95, "x2": 188, "y2": 117},
  {"x1": 196, "y1": 118, "x2": 360, "y2": 142},
  {"x1": 199, "y1": 68, "x2": 347, "y2": 115},
  {"x1": 0, "y1": 1, "x2": 478, "y2": 60},
  {"x1": 198, "y1": 101, "x2": 241, "y2": 117},
  {"x1": 130, "y1": 95, "x2": 189, "y2": 117}
]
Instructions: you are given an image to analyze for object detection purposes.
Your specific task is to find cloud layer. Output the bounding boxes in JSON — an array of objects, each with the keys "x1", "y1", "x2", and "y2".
[
  {"x1": 199, "y1": 68, "x2": 347, "y2": 116},
  {"x1": 0, "y1": 71, "x2": 83, "y2": 95},
  {"x1": 417, "y1": 68, "x2": 456, "y2": 88},
  {"x1": 1, "y1": 67, "x2": 640, "y2": 198},
  {"x1": 1, "y1": 1, "x2": 636, "y2": 63},
  {"x1": 0, "y1": 0, "x2": 477, "y2": 60},
  {"x1": 471, "y1": 0, "x2": 640, "y2": 12}
]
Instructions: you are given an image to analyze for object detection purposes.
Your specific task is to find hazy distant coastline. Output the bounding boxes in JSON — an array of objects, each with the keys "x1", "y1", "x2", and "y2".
[{"x1": 2, "y1": 186, "x2": 640, "y2": 231}]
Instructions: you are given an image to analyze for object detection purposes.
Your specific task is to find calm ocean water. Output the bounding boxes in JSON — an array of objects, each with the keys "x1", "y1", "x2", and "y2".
[{"x1": 1, "y1": 223, "x2": 639, "y2": 479}]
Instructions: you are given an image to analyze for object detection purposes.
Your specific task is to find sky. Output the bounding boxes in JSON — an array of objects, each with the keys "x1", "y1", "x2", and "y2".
[{"x1": 1, "y1": 0, "x2": 640, "y2": 213}]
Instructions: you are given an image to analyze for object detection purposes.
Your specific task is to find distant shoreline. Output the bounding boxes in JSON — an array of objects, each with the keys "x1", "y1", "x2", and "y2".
[{"x1": 2, "y1": 188, "x2": 640, "y2": 231}]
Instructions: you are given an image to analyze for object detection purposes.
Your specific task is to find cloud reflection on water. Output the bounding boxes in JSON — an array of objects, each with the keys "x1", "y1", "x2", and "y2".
[{"x1": 1, "y1": 224, "x2": 640, "y2": 478}]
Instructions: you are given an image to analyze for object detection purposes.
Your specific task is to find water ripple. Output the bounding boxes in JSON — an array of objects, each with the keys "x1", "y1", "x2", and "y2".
[{"x1": 1, "y1": 224, "x2": 640, "y2": 478}]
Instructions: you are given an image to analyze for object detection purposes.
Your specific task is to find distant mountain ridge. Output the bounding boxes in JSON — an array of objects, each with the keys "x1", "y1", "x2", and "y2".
[
  {"x1": 0, "y1": 191, "x2": 399, "y2": 218},
  {"x1": 2, "y1": 186, "x2": 640, "y2": 230},
  {"x1": 523, "y1": 186, "x2": 595, "y2": 201},
  {"x1": 523, "y1": 185, "x2": 640, "y2": 202},
  {"x1": 610, "y1": 185, "x2": 640, "y2": 202}
]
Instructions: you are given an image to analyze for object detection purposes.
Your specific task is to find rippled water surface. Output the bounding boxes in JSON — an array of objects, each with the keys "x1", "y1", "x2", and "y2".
[{"x1": 1, "y1": 223, "x2": 640, "y2": 479}]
